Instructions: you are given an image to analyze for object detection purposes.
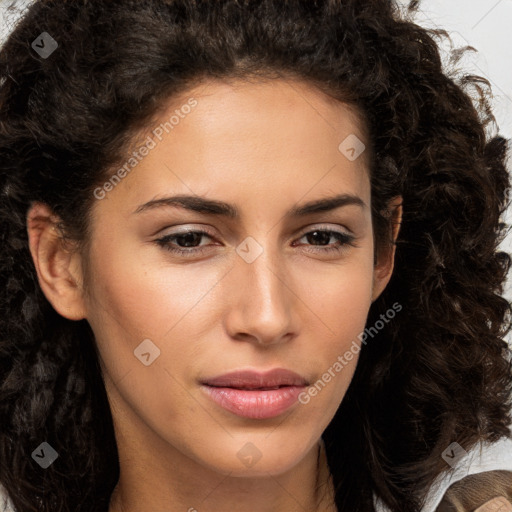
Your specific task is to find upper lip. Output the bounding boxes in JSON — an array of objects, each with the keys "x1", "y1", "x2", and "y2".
[{"x1": 201, "y1": 368, "x2": 309, "y2": 389}]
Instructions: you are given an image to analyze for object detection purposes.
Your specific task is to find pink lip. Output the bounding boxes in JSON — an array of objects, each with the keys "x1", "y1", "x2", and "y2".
[
  {"x1": 201, "y1": 368, "x2": 308, "y2": 388},
  {"x1": 200, "y1": 368, "x2": 308, "y2": 419}
]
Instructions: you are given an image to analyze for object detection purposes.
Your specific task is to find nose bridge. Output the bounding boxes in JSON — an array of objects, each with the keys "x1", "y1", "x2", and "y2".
[{"x1": 227, "y1": 235, "x2": 295, "y2": 343}]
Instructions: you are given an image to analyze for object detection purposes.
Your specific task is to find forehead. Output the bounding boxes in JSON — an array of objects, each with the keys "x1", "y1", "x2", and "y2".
[
  {"x1": 93, "y1": 77, "x2": 371, "y2": 221},
  {"x1": 170, "y1": 76, "x2": 368, "y2": 154}
]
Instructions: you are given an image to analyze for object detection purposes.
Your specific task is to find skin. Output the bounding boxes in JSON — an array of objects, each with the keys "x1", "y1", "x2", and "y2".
[{"x1": 27, "y1": 77, "x2": 402, "y2": 512}]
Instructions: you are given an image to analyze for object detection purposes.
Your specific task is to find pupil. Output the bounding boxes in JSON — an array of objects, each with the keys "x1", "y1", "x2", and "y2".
[
  {"x1": 178, "y1": 233, "x2": 201, "y2": 247},
  {"x1": 307, "y1": 231, "x2": 330, "y2": 245}
]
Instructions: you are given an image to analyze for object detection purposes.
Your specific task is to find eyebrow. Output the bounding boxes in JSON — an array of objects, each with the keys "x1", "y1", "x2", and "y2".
[{"x1": 133, "y1": 193, "x2": 366, "y2": 218}]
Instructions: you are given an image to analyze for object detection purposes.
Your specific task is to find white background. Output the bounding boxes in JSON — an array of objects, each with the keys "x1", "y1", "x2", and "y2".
[{"x1": 1, "y1": 0, "x2": 512, "y2": 337}]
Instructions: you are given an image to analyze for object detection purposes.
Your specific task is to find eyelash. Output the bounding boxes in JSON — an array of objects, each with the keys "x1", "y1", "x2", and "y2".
[{"x1": 154, "y1": 227, "x2": 356, "y2": 257}]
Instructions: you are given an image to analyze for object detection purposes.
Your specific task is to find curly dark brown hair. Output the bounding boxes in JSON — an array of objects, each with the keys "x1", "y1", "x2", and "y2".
[{"x1": 0, "y1": 0, "x2": 511, "y2": 511}]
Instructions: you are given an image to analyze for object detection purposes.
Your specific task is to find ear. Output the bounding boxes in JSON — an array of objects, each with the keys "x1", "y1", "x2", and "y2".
[
  {"x1": 26, "y1": 202, "x2": 87, "y2": 320},
  {"x1": 371, "y1": 196, "x2": 403, "y2": 303}
]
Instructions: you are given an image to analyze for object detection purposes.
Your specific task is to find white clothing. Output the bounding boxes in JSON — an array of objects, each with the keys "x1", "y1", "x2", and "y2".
[{"x1": 374, "y1": 436, "x2": 512, "y2": 512}]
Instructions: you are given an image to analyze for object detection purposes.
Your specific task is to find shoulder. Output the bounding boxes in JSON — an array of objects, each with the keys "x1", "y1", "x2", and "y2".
[
  {"x1": 374, "y1": 435, "x2": 512, "y2": 512},
  {"x1": 435, "y1": 470, "x2": 512, "y2": 511}
]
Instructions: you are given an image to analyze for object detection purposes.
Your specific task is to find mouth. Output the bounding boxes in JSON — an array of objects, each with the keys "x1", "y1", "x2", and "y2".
[
  {"x1": 206, "y1": 384, "x2": 292, "y2": 390},
  {"x1": 200, "y1": 368, "x2": 309, "y2": 389},
  {"x1": 200, "y1": 368, "x2": 309, "y2": 419},
  {"x1": 201, "y1": 384, "x2": 307, "y2": 419}
]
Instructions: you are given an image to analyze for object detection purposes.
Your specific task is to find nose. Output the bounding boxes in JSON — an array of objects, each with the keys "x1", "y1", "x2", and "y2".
[{"x1": 223, "y1": 240, "x2": 299, "y2": 347}]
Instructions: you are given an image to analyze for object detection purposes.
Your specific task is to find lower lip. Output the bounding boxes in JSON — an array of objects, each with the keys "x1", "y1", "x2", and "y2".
[{"x1": 201, "y1": 385, "x2": 306, "y2": 419}]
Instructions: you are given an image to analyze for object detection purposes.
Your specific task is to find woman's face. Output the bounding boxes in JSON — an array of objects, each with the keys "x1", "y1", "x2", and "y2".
[{"x1": 77, "y1": 78, "x2": 396, "y2": 476}]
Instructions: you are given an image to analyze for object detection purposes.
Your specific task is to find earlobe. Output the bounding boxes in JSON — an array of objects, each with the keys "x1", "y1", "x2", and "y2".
[
  {"x1": 26, "y1": 202, "x2": 87, "y2": 321},
  {"x1": 371, "y1": 196, "x2": 403, "y2": 303}
]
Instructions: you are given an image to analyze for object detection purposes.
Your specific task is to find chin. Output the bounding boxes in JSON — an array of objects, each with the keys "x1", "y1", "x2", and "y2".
[{"x1": 194, "y1": 437, "x2": 310, "y2": 477}]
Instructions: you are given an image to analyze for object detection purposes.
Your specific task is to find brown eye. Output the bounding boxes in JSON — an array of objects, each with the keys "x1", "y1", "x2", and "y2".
[
  {"x1": 294, "y1": 228, "x2": 356, "y2": 254},
  {"x1": 155, "y1": 230, "x2": 215, "y2": 256}
]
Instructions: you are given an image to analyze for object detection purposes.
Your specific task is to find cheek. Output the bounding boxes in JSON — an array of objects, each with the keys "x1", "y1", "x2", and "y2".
[
  {"x1": 302, "y1": 251, "x2": 375, "y2": 334},
  {"x1": 85, "y1": 231, "x2": 198, "y2": 331},
  {"x1": 298, "y1": 256, "x2": 374, "y2": 397},
  {"x1": 314, "y1": 271, "x2": 372, "y2": 323},
  {"x1": 83, "y1": 240, "x2": 228, "y2": 380}
]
